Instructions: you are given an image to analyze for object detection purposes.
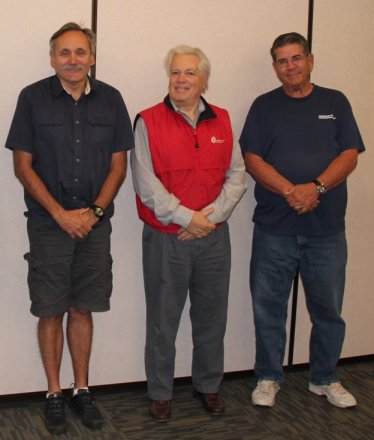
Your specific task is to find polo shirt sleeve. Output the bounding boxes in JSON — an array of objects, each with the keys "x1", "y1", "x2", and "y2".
[
  {"x1": 5, "y1": 88, "x2": 34, "y2": 153},
  {"x1": 111, "y1": 90, "x2": 134, "y2": 153}
]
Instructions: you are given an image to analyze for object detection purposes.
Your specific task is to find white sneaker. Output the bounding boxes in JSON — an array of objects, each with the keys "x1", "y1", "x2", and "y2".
[
  {"x1": 252, "y1": 380, "x2": 280, "y2": 407},
  {"x1": 309, "y1": 382, "x2": 357, "y2": 408}
]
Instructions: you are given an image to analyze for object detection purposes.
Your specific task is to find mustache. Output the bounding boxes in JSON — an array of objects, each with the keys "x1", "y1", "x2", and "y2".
[{"x1": 62, "y1": 64, "x2": 84, "y2": 71}]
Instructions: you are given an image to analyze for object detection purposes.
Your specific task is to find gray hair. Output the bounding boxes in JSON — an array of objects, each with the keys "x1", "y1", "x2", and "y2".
[
  {"x1": 50, "y1": 22, "x2": 96, "y2": 56},
  {"x1": 270, "y1": 32, "x2": 310, "y2": 61},
  {"x1": 164, "y1": 45, "x2": 211, "y2": 91}
]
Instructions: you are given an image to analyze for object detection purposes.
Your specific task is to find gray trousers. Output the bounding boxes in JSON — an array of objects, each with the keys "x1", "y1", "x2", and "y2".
[{"x1": 142, "y1": 222, "x2": 231, "y2": 400}]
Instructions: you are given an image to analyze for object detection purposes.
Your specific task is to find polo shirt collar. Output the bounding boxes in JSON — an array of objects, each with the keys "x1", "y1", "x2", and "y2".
[{"x1": 51, "y1": 75, "x2": 94, "y2": 97}]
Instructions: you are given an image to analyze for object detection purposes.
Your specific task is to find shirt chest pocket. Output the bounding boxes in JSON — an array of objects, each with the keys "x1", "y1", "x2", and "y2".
[
  {"x1": 35, "y1": 113, "x2": 66, "y2": 146},
  {"x1": 87, "y1": 113, "x2": 114, "y2": 146}
]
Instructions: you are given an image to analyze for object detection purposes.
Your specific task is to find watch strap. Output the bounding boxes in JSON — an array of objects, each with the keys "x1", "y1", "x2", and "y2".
[{"x1": 313, "y1": 179, "x2": 327, "y2": 194}]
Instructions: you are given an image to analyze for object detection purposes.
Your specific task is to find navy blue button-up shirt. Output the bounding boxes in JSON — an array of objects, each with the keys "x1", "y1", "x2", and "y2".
[{"x1": 6, "y1": 75, "x2": 134, "y2": 223}]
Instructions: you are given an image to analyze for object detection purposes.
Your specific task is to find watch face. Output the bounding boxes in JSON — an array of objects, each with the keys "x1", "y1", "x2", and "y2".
[
  {"x1": 95, "y1": 207, "x2": 104, "y2": 216},
  {"x1": 319, "y1": 185, "x2": 327, "y2": 194},
  {"x1": 93, "y1": 206, "x2": 104, "y2": 218}
]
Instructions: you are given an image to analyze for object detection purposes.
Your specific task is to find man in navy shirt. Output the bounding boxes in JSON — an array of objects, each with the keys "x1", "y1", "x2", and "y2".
[
  {"x1": 6, "y1": 22, "x2": 133, "y2": 434},
  {"x1": 240, "y1": 32, "x2": 364, "y2": 409}
]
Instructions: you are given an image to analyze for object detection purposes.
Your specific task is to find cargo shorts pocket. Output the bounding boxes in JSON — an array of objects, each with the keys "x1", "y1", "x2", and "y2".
[{"x1": 23, "y1": 252, "x2": 69, "y2": 305}]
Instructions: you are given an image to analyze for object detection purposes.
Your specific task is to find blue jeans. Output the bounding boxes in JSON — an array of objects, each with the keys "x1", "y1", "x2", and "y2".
[{"x1": 250, "y1": 225, "x2": 347, "y2": 385}]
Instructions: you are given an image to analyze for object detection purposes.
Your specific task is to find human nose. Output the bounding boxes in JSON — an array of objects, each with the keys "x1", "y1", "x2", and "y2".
[
  {"x1": 287, "y1": 58, "x2": 298, "y2": 67},
  {"x1": 68, "y1": 53, "x2": 77, "y2": 64},
  {"x1": 280, "y1": 58, "x2": 297, "y2": 69},
  {"x1": 176, "y1": 72, "x2": 187, "y2": 82}
]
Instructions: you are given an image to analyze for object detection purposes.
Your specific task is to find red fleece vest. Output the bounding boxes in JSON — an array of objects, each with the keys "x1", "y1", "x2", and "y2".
[{"x1": 136, "y1": 102, "x2": 233, "y2": 233}]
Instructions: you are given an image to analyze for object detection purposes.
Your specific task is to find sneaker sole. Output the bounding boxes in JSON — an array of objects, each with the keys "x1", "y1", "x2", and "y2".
[
  {"x1": 251, "y1": 394, "x2": 277, "y2": 407},
  {"x1": 251, "y1": 397, "x2": 276, "y2": 407},
  {"x1": 69, "y1": 410, "x2": 104, "y2": 430},
  {"x1": 81, "y1": 419, "x2": 104, "y2": 430},
  {"x1": 45, "y1": 423, "x2": 68, "y2": 435}
]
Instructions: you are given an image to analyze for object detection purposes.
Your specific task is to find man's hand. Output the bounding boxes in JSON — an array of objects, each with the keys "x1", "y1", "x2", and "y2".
[
  {"x1": 54, "y1": 208, "x2": 98, "y2": 239},
  {"x1": 79, "y1": 207, "x2": 100, "y2": 228},
  {"x1": 178, "y1": 207, "x2": 216, "y2": 240},
  {"x1": 177, "y1": 228, "x2": 196, "y2": 241},
  {"x1": 285, "y1": 183, "x2": 320, "y2": 215}
]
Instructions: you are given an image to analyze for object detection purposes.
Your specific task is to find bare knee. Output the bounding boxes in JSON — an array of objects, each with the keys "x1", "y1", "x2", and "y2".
[
  {"x1": 38, "y1": 314, "x2": 64, "y2": 329},
  {"x1": 67, "y1": 307, "x2": 92, "y2": 324}
]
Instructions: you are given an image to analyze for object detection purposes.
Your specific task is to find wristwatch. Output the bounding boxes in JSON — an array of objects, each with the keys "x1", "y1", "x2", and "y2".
[
  {"x1": 313, "y1": 179, "x2": 327, "y2": 195},
  {"x1": 91, "y1": 204, "x2": 105, "y2": 221}
]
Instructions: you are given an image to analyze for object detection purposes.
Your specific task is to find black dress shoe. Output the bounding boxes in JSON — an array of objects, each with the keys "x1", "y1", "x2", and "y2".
[
  {"x1": 149, "y1": 400, "x2": 171, "y2": 422},
  {"x1": 195, "y1": 391, "x2": 225, "y2": 415}
]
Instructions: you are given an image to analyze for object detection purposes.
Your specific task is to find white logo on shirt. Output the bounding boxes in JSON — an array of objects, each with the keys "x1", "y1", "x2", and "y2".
[
  {"x1": 211, "y1": 136, "x2": 225, "y2": 143},
  {"x1": 318, "y1": 114, "x2": 337, "y2": 120}
]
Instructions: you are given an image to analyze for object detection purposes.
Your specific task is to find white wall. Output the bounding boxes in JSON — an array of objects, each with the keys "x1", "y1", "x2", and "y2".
[{"x1": 0, "y1": 0, "x2": 371, "y2": 396}]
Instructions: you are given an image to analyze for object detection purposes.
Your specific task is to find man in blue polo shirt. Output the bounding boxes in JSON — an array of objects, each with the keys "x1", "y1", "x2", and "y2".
[
  {"x1": 240, "y1": 32, "x2": 365, "y2": 409},
  {"x1": 5, "y1": 22, "x2": 133, "y2": 434}
]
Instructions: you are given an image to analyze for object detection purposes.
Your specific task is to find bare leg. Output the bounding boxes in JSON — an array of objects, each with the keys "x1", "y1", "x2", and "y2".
[
  {"x1": 38, "y1": 315, "x2": 65, "y2": 393},
  {"x1": 66, "y1": 307, "x2": 93, "y2": 388}
]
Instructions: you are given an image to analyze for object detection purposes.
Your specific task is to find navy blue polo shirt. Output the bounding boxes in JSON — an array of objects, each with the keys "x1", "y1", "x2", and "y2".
[{"x1": 6, "y1": 75, "x2": 134, "y2": 223}]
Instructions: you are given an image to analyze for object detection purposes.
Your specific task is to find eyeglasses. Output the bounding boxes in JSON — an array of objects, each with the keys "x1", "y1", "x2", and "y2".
[{"x1": 275, "y1": 55, "x2": 305, "y2": 69}]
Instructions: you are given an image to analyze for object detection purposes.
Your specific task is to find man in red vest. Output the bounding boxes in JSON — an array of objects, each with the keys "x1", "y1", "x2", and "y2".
[{"x1": 131, "y1": 45, "x2": 247, "y2": 421}]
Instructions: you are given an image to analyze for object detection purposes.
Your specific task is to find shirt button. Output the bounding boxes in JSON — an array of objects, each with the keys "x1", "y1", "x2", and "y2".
[
  {"x1": 75, "y1": 158, "x2": 80, "y2": 163},
  {"x1": 75, "y1": 120, "x2": 80, "y2": 125},
  {"x1": 76, "y1": 139, "x2": 80, "y2": 143},
  {"x1": 74, "y1": 178, "x2": 79, "y2": 183},
  {"x1": 72, "y1": 196, "x2": 77, "y2": 200}
]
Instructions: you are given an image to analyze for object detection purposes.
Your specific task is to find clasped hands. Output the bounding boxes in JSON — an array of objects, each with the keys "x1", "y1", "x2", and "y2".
[
  {"x1": 177, "y1": 207, "x2": 216, "y2": 241},
  {"x1": 55, "y1": 207, "x2": 99, "y2": 239},
  {"x1": 285, "y1": 183, "x2": 320, "y2": 215}
]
